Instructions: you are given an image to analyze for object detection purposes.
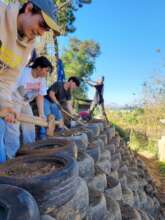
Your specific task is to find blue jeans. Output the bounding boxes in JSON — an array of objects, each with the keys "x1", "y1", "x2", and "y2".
[
  {"x1": 4, "y1": 102, "x2": 35, "y2": 159},
  {"x1": 39, "y1": 98, "x2": 63, "y2": 139},
  {"x1": 0, "y1": 119, "x2": 7, "y2": 163},
  {"x1": 44, "y1": 98, "x2": 63, "y2": 120}
]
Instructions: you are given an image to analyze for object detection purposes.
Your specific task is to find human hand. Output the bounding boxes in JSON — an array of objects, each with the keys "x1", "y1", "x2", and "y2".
[
  {"x1": 55, "y1": 101, "x2": 61, "y2": 109},
  {"x1": 1, "y1": 108, "x2": 18, "y2": 123},
  {"x1": 39, "y1": 113, "x2": 47, "y2": 120}
]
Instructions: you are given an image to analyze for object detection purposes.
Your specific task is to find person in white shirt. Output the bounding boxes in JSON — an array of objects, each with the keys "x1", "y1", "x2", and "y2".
[{"x1": 5, "y1": 56, "x2": 53, "y2": 158}]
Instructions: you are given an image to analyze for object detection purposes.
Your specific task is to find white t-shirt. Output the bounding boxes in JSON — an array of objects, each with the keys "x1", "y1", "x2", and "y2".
[{"x1": 15, "y1": 67, "x2": 47, "y2": 102}]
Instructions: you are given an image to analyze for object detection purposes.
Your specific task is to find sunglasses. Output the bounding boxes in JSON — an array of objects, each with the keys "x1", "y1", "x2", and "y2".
[{"x1": 39, "y1": 19, "x2": 50, "y2": 31}]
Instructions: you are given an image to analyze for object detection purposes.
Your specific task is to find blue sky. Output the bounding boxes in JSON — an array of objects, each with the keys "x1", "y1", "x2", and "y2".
[{"x1": 59, "y1": 0, "x2": 165, "y2": 105}]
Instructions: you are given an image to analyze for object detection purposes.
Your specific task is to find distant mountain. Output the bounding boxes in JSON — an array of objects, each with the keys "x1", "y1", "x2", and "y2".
[{"x1": 105, "y1": 102, "x2": 139, "y2": 110}]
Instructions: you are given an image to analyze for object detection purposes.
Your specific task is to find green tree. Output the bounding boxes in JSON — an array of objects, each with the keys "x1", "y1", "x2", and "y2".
[{"x1": 61, "y1": 38, "x2": 101, "y2": 98}]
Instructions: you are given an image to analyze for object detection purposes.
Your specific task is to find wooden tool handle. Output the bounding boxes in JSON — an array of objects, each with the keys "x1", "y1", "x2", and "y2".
[{"x1": 0, "y1": 112, "x2": 59, "y2": 127}]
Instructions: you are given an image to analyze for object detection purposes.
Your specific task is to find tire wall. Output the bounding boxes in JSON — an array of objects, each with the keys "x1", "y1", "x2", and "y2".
[{"x1": 0, "y1": 121, "x2": 163, "y2": 220}]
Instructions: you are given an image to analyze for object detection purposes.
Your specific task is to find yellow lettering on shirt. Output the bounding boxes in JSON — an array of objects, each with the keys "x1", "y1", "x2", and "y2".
[{"x1": 0, "y1": 45, "x2": 22, "y2": 69}]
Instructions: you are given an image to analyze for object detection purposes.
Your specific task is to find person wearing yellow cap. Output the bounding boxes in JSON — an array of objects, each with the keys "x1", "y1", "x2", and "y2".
[{"x1": 0, "y1": 0, "x2": 61, "y2": 159}]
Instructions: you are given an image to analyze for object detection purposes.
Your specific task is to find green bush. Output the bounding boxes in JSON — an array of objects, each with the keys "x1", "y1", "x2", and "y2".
[
  {"x1": 129, "y1": 130, "x2": 147, "y2": 152},
  {"x1": 159, "y1": 161, "x2": 165, "y2": 176}
]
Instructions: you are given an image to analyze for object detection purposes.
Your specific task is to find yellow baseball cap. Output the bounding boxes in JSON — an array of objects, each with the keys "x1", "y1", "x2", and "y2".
[{"x1": 31, "y1": 0, "x2": 61, "y2": 35}]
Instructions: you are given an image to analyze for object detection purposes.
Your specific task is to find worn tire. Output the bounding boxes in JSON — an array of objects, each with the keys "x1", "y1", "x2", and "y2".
[
  {"x1": 105, "y1": 195, "x2": 122, "y2": 220},
  {"x1": 95, "y1": 159, "x2": 111, "y2": 175},
  {"x1": 19, "y1": 138, "x2": 78, "y2": 159},
  {"x1": 87, "y1": 173, "x2": 107, "y2": 193},
  {"x1": 0, "y1": 153, "x2": 79, "y2": 214},
  {"x1": 95, "y1": 138, "x2": 105, "y2": 152},
  {"x1": 41, "y1": 215, "x2": 56, "y2": 220},
  {"x1": 120, "y1": 203, "x2": 142, "y2": 220},
  {"x1": 0, "y1": 184, "x2": 40, "y2": 220},
  {"x1": 87, "y1": 142, "x2": 101, "y2": 162},
  {"x1": 86, "y1": 192, "x2": 107, "y2": 220},
  {"x1": 55, "y1": 133, "x2": 88, "y2": 153},
  {"x1": 109, "y1": 171, "x2": 119, "y2": 180},
  {"x1": 122, "y1": 185, "x2": 134, "y2": 206},
  {"x1": 127, "y1": 174, "x2": 139, "y2": 192},
  {"x1": 138, "y1": 190, "x2": 147, "y2": 209},
  {"x1": 99, "y1": 134, "x2": 108, "y2": 145},
  {"x1": 111, "y1": 158, "x2": 120, "y2": 172},
  {"x1": 105, "y1": 144, "x2": 116, "y2": 154},
  {"x1": 105, "y1": 176, "x2": 122, "y2": 201},
  {"x1": 77, "y1": 153, "x2": 95, "y2": 180},
  {"x1": 138, "y1": 210, "x2": 150, "y2": 220},
  {"x1": 100, "y1": 150, "x2": 111, "y2": 161},
  {"x1": 106, "y1": 127, "x2": 115, "y2": 144},
  {"x1": 86, "y1": 123, "x2": 100, "y2": 137},
  {"x1": 51, "y1": 177, "x2": 89, "y2": 220}
]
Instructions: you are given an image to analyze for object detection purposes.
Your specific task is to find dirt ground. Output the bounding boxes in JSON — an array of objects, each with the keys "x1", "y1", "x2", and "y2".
[{"x1": 138, "y1": 153, "x2": 165, "y2": 207}]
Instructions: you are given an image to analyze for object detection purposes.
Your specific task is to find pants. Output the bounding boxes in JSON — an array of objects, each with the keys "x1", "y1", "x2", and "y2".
[
  {"x1": 39, "y1": 98, "x2": 63, "y2": 139},
  {"x1": 90, "y1": 101, "x2": 109, "y2": 122},
  {"x1": 4, "y1": 92, "x2": 35, "y2": 159},
  {"x1": 0, "y1": 119, "x2": 7, "y2": 163},
  {"x1": 44, "y1": 98, "x2": 63, "y2": 120}
]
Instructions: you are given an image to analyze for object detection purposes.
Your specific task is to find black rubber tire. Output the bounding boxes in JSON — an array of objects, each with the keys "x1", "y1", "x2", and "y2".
[
  {"x1": 51, "y1": 177, "x2": 89, "y2": 220},
  {"x1": 0, "y1": 153, "x2": 79, "y2": 214},
  {"x1": 54, "y1": 133, "x2": 88, "y2": 153},
  {"x1": 18, "y1": 138, "x2": 78, "y2": 159},
  {"x1": 120, "y1": 203, "x2": 141, "y2": 220},
  {"x1": 86, "y1": 192, "x2": 107, "y2": 220},
  {"x1": 77, "y1": 153, "x2": 95, "y2": 180},
  {"x1": 105, "y1": 176, "x2": 122, "y2": 202},
  {"x1": 0, "y1": 184, "x2": 40, "y2": 220},
  {"x1": 87, "y1": 142, "x2": 101, "y2": 162},
  {"x1": 99, "y1": 134, "x2": 108, "y2": 145},
  {"x1": 86, "y1": 123, "x2": 100, "y2": 137}
]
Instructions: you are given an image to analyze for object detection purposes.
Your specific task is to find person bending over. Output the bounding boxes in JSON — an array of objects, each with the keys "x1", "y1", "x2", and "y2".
[
  {"x1": 43, "y1": 76, "x2": 80, "y2": 131},
  {"x1": 5, "y1": 56, "x2": 53, "y2": 158}
]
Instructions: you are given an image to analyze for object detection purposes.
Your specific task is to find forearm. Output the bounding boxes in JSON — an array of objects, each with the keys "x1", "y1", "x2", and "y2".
[
  {"x1": 36, "y1": 96, "x2": 44, "y2": 117},
  {"x1": 85, "y1": 80, "x2": 95, "y2": 86},
  {"x1": 66, "y1": 100, "x2": 77, "y2": 115},
  {"x1": 49, "y1": 91, "x2": 60, "y2": 104}
]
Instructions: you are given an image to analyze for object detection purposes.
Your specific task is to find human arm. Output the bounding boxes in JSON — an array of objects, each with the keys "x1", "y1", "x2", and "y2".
[
  {"x1": 49, "y1": 90, "x2": 61, "y2": 107},
  {"x1": 66, "y1": 100, "x2": 78, "y2": 116},
  {"x1": 83, "y1": 79, "x2": 96, "y2": 87},
  {"x1": 36, "y1": 95, "x2": 45, "y2": 118}
]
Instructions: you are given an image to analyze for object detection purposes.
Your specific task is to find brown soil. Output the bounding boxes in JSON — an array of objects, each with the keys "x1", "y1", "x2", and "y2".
[
  {"x1": 0, "y1": 161, "x2": 63, "y2": 178},
  {"x1": 138, "y1": 154, "x2": 165, "y2": 206},
  {"x1": 54, "y1": 128, "x2": 85, "y2": 137}
]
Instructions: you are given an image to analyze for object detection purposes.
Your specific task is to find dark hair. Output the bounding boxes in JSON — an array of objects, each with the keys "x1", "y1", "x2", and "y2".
[
  {"x1": 68, "y1": 76, "x2": 80, "y2": 87},
  {"x1": 29, "y1": 56, "x2": 53, "y2": 73},
  {"x1": 19, "y1": 1, "x2": 41, "y2": 15}
]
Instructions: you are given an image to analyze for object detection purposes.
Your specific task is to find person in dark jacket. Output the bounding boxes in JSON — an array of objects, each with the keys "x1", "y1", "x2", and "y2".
[{"x1": 84, "y1": 76, "x2": 109, "y2": 122}]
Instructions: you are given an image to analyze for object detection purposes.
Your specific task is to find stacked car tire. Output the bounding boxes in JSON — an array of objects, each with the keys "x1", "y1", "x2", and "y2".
[{"x1": 0, "y1": 120, "x2": 164, "y2": 220}]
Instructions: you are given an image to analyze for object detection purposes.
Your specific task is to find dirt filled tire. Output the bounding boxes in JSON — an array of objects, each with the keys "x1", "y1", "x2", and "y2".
[
  {"x1": 99, "y1": 134, "x2": 108, "y2": 145},
  {"x1": 120, "y1": 203, "x2": 142, "y2": 220},
  {"x1": 86, "y1": 123, "x2": 100, "y2": 137},
  {"x1": 87, "y1": 173, "x2": 107, "y2": 193},
  {"x1": 105, "y1": 195, "x2": 122, "y2": 220},
  {"x1": 86, "y1": 192, "x2": 107, "y2": 220},
  {"x1": 105, "y1": 176, "x2": 122, "y2": 202},
  {"x1": 0, "y1": 153, "x2": 79, "y2": 214},
  {"x1": 121, "y1": 185, "x2": 134, "y2": 207},
  {"x1": 51, "y1": 177, "x2": 89, "y2": 220},
  {"x1": 54, "y1": 133, "x2": 88, "y2": 153},
  {"x1": 18, "y1": 138, "x2": 78, "y2": 159},
  {"x1": 77, "y1": 153, "x2": 95, "y2": 180},
  {"x1": 106, "y1": 127, "x2": 115, "y2": 144},
  {"x1": 0, "y1": 184, "x2": 40, "y2": 220},
  {"x1": 87, "y1": 142, "x2": 101, "y2": 162}
]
